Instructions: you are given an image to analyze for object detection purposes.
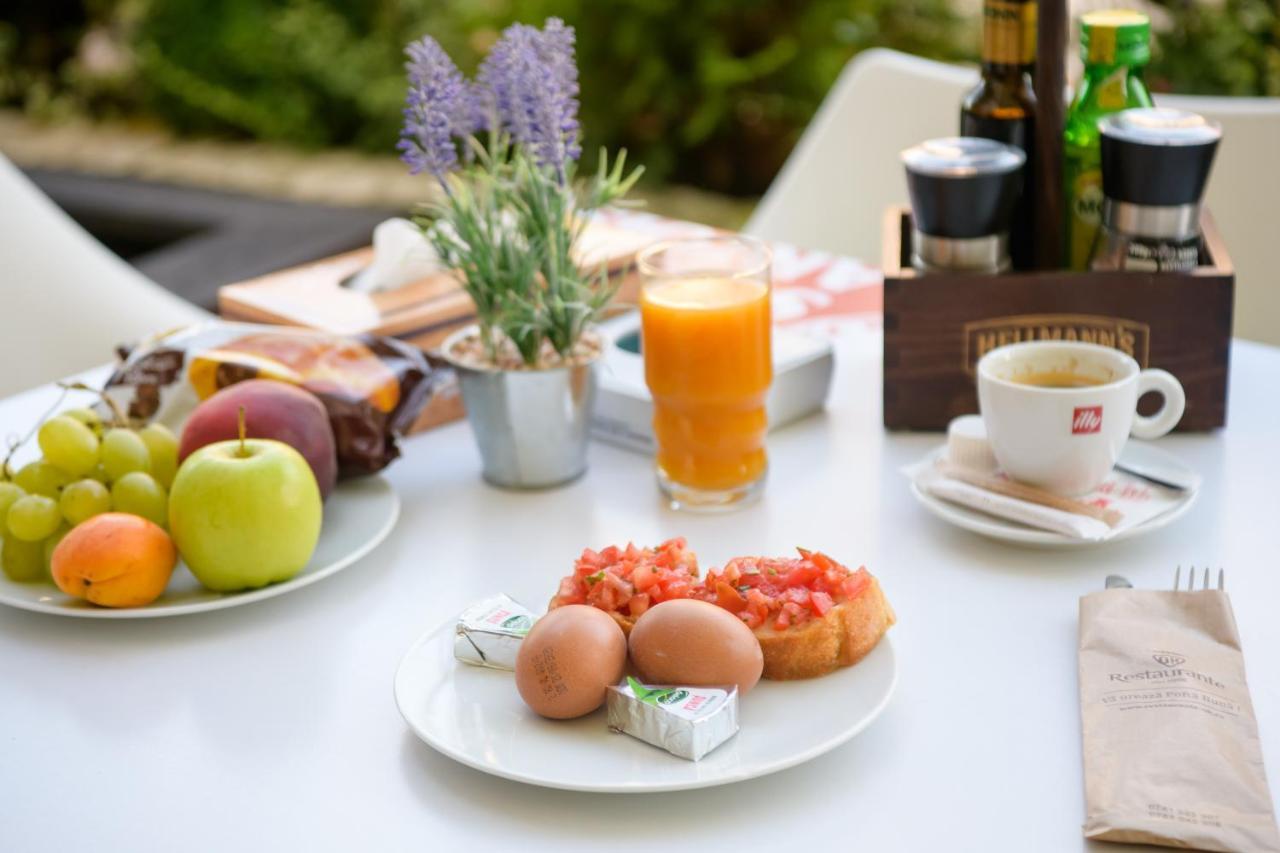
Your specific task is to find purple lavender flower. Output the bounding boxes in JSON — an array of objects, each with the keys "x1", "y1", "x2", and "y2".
[
  {"x1": 398, "y1": 36, "x2": 468, "y2": 183},
  {"x1": 477, "y1": 18, "x2": 581, "y2": 178}
]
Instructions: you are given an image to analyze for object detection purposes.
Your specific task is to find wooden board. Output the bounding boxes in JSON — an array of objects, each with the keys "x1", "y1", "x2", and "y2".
[
  {"x1": 218, "y1": 217, "x2": 655, "y2": 351},
  {"x1": 882, "y1": 207, "x2": 1234, "y2": 431}
]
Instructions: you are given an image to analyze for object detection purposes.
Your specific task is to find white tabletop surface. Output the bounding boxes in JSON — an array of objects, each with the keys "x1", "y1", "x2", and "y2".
[{"x1": 3, "y1": 334, "x2": 1278, "y2": 852}]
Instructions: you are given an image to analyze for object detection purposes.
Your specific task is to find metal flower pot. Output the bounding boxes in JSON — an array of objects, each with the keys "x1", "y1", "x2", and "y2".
[{"x1": 442, "y1": 326, "x2": 599, "y2": 489}]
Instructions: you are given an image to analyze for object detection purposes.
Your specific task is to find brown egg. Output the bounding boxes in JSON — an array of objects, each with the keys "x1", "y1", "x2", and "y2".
[
  {"x1": 515, "y1": 605, "x2": 627, "y2": 719},
  {"x1": 629, "y1": 599, "x2": 764, "y2": 694}
]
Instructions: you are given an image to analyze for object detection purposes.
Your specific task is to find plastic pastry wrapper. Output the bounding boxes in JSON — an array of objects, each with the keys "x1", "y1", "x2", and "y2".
[
  {"x1": 453, "y1": 594, "x2": 536, "y2": 671},
  {"x1": 103, "y1": 321, "x2": 437, "y2": 477},
  {"x1": 607, "y1": 678, "x2": 739, "y2": 761}
]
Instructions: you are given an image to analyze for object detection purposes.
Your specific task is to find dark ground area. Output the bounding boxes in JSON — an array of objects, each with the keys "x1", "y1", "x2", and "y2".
[{"x1": 28, "y1": 168, "x2": 399, "y2": 310}]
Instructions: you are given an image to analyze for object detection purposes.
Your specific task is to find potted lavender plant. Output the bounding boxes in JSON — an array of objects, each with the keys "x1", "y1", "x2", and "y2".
[{"x1": 398, "y1": 20, "x2": 641, "y2": 489}]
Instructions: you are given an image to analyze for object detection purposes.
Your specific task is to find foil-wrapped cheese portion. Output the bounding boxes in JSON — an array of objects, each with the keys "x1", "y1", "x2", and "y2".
[
  {"x1": 453, "y1": 594, "x2": 536, "y2": 670},
  {"x1": 607, "y1": 677, "x2": 739, "y2": 761}
]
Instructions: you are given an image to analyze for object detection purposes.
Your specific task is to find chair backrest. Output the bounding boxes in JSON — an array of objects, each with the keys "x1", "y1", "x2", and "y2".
[
  {"x1": 747, "y1": 48, "x2": 1280, "y2": 345},
  {"x1": 0, "y1": 153, "x2": 208, "y2": 396},
  {"x1": 745, "y1": 49, "x2": 975, "y2": 263}
]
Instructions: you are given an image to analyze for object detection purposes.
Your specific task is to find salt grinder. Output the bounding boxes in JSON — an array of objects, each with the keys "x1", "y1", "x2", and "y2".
[
  {"x1": 1091, "y1": 108, "x2": 1222, "y2": 272},
  {"x1": 901, "y1": 137, "x2": 1026, "y2": 274}
]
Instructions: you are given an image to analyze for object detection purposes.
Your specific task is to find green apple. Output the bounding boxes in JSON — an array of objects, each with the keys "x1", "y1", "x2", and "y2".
[{"x1": 169, "y1": 437, "x2": 322, "y2": 592}]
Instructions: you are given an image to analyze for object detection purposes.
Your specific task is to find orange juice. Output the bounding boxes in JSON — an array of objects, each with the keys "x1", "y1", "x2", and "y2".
[{"x1": 641, "y1": 276, "x2": 772, "y2": 493}]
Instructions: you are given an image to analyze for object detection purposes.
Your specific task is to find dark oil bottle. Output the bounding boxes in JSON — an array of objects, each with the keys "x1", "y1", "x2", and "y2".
[{"x1": 961, "y1": 0, "x2": 1038, "y2": 269}]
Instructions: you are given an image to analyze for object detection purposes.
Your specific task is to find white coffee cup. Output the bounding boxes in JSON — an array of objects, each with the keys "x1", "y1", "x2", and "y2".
[{"x1": 976, "y1": 341, "x2": 1185, "y2": 495}]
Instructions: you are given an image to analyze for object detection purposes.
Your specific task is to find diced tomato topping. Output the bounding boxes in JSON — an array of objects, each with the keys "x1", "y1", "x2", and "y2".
[
  {"x1": 782, "y1": 564, "x2": 820, "y2": 588},
  {"x1": 715, "y1": 549, "x2": 870, "y2": 631},
  {"x1": 781, "y1": 586, "x2": 809, "y2": 606},
  {"x1": 631, "y1": 563, "x2": 657, "y2": 591},
  {"x1": 841, "y1": 568, "x2": 871, "y2": 601},
  {"x1": 549, "y1": 538, "x2": 699, "y2": 617},
  {"x1": 660, "y1": 580, "x2": 691, "y2": 602},
  {"x1": 741, "y1": 588, "x2": 769, "y2": 629},
  {"x1": 586, "y1": 572, "x2": 633, "y2": 612},
  {"x1": 555, "y1": 576, "x2": 584, "y2": 604},
  {"x1": 715, "y1": 581, "x2": 746, "y2": 614},
  {"x1": 550, "y1": 542, "x2": 871, "y2": 635}
]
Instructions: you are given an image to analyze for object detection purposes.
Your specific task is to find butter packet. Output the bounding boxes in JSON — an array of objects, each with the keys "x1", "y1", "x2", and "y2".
[
  {"x1": 453, "y1": 594, "x2": 535, "y2": 670},
  {"x1": 607, "y1": 677, "x2": 738, "y2": 761}
]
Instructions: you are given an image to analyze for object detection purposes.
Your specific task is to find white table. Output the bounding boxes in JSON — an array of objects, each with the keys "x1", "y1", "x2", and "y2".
[{"x1": 3, "y1": 334, "x2": 1277, "y2": 852}]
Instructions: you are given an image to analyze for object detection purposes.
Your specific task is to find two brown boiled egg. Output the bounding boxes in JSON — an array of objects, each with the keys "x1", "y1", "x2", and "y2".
[{"x1": 515, "y1": 599, "x2": 763, "y2": 720}]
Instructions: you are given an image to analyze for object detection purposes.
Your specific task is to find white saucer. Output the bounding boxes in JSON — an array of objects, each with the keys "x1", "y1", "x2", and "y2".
[
  {"x1": 0, "y1": 476, "x2": 399, "y2": 618},
  {"x1": 909, "y1": 445, "x2": 1198, "y2": 549},
  {"x1": 395, "y1": 618, "x2": 897, "y2": 793}
]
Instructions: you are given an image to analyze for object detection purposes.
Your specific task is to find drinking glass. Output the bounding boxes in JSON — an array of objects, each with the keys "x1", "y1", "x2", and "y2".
[{"x1": 637, "y1": 235, "x2": 772, "y2": 510}]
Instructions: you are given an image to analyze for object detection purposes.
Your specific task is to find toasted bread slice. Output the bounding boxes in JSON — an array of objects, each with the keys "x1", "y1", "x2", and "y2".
[{"x1": 752, "y1": 577, "x2": 895, "y2": 680}]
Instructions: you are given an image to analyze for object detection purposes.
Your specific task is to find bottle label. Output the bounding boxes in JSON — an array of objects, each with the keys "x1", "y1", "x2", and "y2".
[
  {"x1": 1123, "y1": 237, "x2": 1200, "y2": 273},
  {"x1": 1068, "y1": 167, "x2": 1104, "y2": 269},
  {"x1": 983, "y1": 0, "x2": 1037, "y2": 66},
  {"x1": 1097, "y1": 68, "x2": 1128, "y2": 110}
]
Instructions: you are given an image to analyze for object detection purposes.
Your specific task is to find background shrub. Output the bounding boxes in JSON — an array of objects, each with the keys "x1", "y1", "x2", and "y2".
[{"x1": 1, "y1": 1, "x2": 1275, "y2": 196}]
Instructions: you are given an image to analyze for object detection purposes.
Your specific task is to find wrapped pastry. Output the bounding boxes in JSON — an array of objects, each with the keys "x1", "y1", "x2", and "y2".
[{"x1": 104, "y1": 321, "x2": 436, "y2": 476}]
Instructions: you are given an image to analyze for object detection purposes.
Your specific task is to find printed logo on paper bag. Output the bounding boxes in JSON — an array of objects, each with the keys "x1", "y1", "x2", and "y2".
[
  {"x1": 1073, "y1": 406, "x2": 1103, "y2": 434},
  {"x1": 1153, "y1": 651, "x2": 1187, "y2": 668}
]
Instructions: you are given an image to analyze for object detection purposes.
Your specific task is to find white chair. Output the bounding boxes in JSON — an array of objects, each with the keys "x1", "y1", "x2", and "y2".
[
  {"x1": 0, "y1": 154, "x2": 209, "y2": 397},
  {"x1": 746, "y1": 48, "x2": 1280, "y2": 345},
  {"x1": 745, "y1": 49, "x2": 975, "y2": 265}
]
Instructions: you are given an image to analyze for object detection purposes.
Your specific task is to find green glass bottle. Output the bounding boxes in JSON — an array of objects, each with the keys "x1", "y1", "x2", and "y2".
[{"x1": 1064, "y1": 10, "x2": 1153, "y2": 270}]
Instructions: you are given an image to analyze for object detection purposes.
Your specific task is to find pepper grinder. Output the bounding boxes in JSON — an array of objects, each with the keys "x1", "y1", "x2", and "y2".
[
  {"x1": 901, "y1": 137, "x2": 1026, "y2": 274},
  {"x1": 1090, "y1": 108, "x2": 1222, "y2": 273}
]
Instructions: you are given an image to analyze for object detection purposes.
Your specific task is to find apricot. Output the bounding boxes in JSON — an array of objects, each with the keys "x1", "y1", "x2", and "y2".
[{"x1": 51, "y1": 513, "x2": 177, "y2": 608}]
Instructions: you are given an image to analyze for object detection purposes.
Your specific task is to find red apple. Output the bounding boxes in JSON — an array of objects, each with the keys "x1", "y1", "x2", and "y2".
[{"x1": 179, "y1": 380, "x2": 338, "y2": 498}]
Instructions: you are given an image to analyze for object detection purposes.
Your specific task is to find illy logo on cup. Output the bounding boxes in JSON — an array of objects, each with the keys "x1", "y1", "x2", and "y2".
[{"x1": 1073, "y1": 406, "x2": 1103, "y2": 434}]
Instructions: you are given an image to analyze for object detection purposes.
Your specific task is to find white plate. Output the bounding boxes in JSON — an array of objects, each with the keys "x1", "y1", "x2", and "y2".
[
  {"x1": 0, "y1": 476, "x2": 399, "y2": 618},
  {"x1": 909, "y1": 445, "x2": 1197, "y2": 549},
  {"x1": 394, "y1": 618, "x2": 897, "y2": 793}
]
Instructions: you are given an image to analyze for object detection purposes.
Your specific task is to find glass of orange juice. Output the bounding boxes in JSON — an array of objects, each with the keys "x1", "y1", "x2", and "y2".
[{"x1": 637, "y1": 235, "x2": 772, "y2": 510}]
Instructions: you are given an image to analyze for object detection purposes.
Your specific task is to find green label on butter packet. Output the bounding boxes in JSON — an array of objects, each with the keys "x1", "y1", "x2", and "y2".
[
  {"x1": 625, "y1": 677, "x2": 725, "y2": 720},
  {"x1": 627, "y1": 677, "x2": 688, "y2": 706}
]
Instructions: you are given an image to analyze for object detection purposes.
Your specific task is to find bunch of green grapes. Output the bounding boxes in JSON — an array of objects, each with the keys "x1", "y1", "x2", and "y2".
[{"x1": 1, "y1": 407, "x2": 179, "y2": 583}]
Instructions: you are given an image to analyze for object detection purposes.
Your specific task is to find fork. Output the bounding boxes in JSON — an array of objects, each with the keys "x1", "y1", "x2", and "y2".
[{"x1": 1173, "y1": 565, "x2": 1225, "y2": 591}]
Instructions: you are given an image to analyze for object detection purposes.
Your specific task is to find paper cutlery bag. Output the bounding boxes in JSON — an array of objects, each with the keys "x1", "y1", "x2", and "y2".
[{"x1": 1079, "y1": 589, "x2": 1280, "y2": 851}]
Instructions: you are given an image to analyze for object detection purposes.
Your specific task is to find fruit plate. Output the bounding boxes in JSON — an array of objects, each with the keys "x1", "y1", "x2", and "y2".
[
  {"x1": 0, "y1": 476, "x2": 398, "y2": 618},
  {"x1": 394, "y1": 618, "x2": 897, "y2": 793}
]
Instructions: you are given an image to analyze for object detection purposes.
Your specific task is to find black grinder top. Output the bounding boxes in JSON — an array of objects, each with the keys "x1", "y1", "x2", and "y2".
[
  {"x1": 1099, "y1": 108, "x2": 1222, "y2": 207},
  {"x1": 901, "y1": 137, "x2": 1025, "y2": 239}
]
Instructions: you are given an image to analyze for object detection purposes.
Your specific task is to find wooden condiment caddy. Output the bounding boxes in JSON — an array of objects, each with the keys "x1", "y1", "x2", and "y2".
[{"x1": 881, "y1": 206, "x2": 1234, "y2": 431}]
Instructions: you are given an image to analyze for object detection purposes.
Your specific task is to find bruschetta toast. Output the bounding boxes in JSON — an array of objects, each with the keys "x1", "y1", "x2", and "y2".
[{"x1": 549, "y1": 542, "x2": 894, "y2": 679}]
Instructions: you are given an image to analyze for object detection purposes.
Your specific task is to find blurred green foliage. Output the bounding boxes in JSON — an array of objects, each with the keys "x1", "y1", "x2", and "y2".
[
  {"x1": 1, "y1": 0, "x2": 973, "y2": 194},
  {"x1": 1, "y1": 1, "x2": 1276, "y2": 195},
  {"x1": 1147, "y1": 0, "x2": 1280, "y2": 97}
]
